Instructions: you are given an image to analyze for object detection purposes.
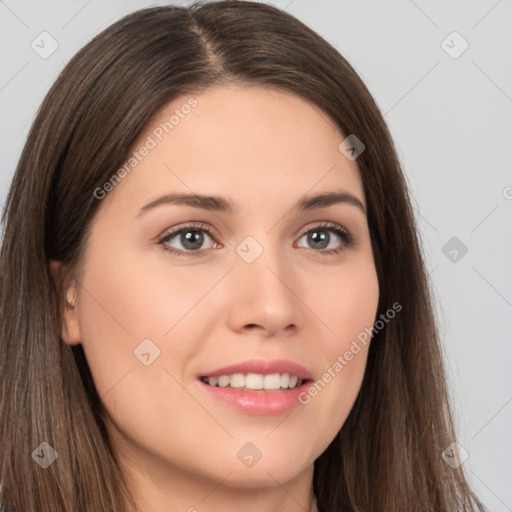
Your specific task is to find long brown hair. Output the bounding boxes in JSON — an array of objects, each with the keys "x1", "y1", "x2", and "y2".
[{"x1": 0, "y1": 2, "x2": 484, "y2": 511}]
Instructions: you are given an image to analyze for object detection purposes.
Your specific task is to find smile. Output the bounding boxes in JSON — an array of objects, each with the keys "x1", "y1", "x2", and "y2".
[{"x1": 200, "y1": 372, "x2": 305, "y2": 391}]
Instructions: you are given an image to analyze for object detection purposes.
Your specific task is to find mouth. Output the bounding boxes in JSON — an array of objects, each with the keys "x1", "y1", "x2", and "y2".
[
  {"x1": 196, "y1": 359, "x2": 314, "y2": 415},
  {"x1": 199, "y1": 373, "x2": 310, "y2": 392}
]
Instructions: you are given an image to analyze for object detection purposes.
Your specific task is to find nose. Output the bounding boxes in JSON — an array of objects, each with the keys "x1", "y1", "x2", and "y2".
[{"x1": 226, "y1": 244, "x2": 304, "y2": 337}]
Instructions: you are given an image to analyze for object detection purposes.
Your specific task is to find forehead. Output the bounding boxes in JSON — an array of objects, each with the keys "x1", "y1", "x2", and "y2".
[{"x1": 102, "y1": 84, "x2": 365, "y2": 215}]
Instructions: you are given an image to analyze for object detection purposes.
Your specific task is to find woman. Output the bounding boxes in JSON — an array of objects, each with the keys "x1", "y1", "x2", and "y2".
[{"x1": 0, "y1": 1, "x2": 485, "y2": 511}]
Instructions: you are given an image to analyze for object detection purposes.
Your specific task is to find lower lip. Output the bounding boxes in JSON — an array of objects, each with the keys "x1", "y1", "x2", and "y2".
[{"x1": 197, "y1": 379, "x2": 312, "y2": 415}]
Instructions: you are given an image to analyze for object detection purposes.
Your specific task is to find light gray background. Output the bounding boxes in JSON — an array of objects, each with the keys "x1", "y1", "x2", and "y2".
[{"x1": 1, "y1": 0, "x2": 511, "y2": 509}]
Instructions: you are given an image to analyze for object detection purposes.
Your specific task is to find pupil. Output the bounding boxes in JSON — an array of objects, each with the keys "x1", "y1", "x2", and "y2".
[
  {"x1": 181, "y1": 230, "x2": 204, "y2": 250},
  {"x1": 308, "y1": 230, "x2": 329, "y2": 249}
]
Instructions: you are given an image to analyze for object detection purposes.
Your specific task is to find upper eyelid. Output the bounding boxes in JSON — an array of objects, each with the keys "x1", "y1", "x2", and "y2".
[
  {"x1": 159, "y1": 221, "x2": 218, "y2": 240},
  {"x1": 159, "y1": 221, "x2": 351, "y2": 246}
]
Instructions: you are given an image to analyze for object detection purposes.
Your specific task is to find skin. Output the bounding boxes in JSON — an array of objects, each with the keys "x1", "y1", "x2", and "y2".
[{"x1": 55, "y1": 84, "x2": 379, "y2": 512}]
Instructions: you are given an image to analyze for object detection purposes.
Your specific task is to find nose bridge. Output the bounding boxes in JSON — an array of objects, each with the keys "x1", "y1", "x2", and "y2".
[
  {"x1": 229, "y1": 234, "x2": 302, "y2": 333},
  {"x1": 235, "y1": 233, "x2": 290, "y2": 291}
]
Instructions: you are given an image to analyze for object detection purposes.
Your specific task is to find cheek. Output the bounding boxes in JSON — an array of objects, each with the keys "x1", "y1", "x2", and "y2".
[
  {"x1": 74, "y1": 244, "x2": 227, "y2": 394},
  {"x1": 308, "y1": 253, "x2": 379, "y2": 344},
  {"x1": 74, "y1": 251, "x2": 212, "y2": 449},
  {"x1": 299, "y1": 258, "x2": 379, "y2": 441},
  {"x1": 332, "y1": 267, "x2": 379, "y2": 341}
]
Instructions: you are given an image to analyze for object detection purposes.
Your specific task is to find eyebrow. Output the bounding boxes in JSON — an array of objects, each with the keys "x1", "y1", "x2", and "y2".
[
  {"x1": 297, "y1": 191, "x2": 366, "y2": 214},
  {"x1": 137, "y1": 190, "x2": 366, "y2": 217}
]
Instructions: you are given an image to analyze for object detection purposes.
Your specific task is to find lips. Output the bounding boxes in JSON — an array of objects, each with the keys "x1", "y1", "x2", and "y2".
[
  {"x1": 198, "y1": 358, "x2": 314, "y2": 381},
  {"x1": 197, "y1": 359, "x2": 314, "y2": 415}
]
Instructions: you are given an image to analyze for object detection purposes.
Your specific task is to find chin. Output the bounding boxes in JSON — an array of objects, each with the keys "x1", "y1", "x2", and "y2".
[{"x1": 213, "y1": 452, "x2": 314, "y2": 489}]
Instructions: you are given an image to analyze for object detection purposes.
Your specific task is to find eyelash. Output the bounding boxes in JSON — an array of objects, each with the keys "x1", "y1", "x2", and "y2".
[{"x1": 157, "y1": 221, "x2": 355, "y2": 257}]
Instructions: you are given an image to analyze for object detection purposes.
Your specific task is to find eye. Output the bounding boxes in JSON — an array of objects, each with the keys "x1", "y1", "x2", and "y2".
[
  {"x1": 158, "y1": 223, "x2": 219, "y2": 256},
  {"x1": 296, "y1": 223, "x2": 354, "y2": 254},
  {"x1": 158, "y1": 221, "x2": 354, "y2": 257}
]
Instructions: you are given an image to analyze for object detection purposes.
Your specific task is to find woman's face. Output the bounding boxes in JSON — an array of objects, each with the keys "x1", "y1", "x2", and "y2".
[{"x1": 61, "y1": 84, "x2": 379, "y2": 496}]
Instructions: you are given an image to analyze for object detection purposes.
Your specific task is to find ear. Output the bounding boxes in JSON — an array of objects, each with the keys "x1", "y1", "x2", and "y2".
[{"x1": 49, "y1": 260, "x2": 82, "y2": 346}]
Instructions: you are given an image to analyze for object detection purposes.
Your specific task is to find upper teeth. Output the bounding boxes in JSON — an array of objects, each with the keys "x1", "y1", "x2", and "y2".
[{"x1": 202, "y1": 373, "x2": 303, "y2": 390}]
